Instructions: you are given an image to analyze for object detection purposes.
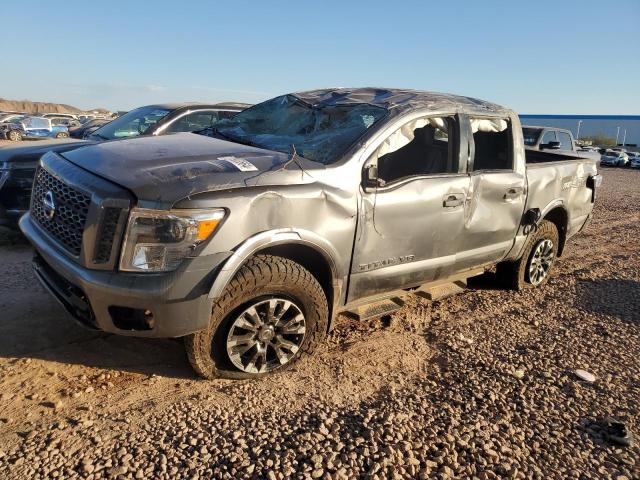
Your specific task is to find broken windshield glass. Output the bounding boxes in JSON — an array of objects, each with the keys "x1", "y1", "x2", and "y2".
[{"x1": 208, "y1": 95, "x2": 387, "y2": 164}]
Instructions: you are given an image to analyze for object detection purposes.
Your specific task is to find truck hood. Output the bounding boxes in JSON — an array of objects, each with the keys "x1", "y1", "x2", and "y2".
[{"x1": 60, "y1": 133, "x2": 324, "y2": 204}]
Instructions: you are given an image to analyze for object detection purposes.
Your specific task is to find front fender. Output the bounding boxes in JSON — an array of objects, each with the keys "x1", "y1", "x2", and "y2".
[{"x1": 207, "y1": 228, "x2": 342, "y2": 301}]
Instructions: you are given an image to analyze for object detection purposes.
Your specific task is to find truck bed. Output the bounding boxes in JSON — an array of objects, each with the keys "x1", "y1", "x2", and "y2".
[
  {"x1": 525, "y1": 147, "x2": 600, "y2": 164},
  {"x1": 524, "y1": 153, "x2": 598, "y2": 242}
]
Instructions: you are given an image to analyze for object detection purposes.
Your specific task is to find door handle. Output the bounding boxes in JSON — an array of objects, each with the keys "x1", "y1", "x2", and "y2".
[
  {"x1": 443, "y1": 193, "x2": 464, "y2": 208},
  {"x1": 503, "y1": 187, "x2": 523, "y2": 200}
]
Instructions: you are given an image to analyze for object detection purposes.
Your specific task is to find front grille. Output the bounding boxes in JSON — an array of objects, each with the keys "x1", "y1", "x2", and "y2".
[
  {"x1": 94, "y1": 207, "x2": 122, "y2": 263},
  {"x1": 31, "y1": 167, "x2": 91, "y2": 256}
]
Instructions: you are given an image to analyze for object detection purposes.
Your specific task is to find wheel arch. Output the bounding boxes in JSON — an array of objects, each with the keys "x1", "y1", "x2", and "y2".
[
  {"x1": 208, "y1": 229, "x2": 343, "y2": 332},
  {"x1": 542, "y1": 204, "x2": 569, "y2": 257}
]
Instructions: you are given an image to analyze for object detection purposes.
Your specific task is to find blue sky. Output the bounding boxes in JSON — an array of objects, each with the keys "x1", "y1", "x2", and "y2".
[{"x1": 3, "y1": 0, "x2": 639, "y2": 113}]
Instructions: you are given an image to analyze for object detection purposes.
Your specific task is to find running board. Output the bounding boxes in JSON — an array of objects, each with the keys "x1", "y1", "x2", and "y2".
[
  {"x1": 349, "y1": 297, "x2": 404, "y2": 321},
  {"x1": 414, "y1": 280, "x2": 467, "y2": 301}
]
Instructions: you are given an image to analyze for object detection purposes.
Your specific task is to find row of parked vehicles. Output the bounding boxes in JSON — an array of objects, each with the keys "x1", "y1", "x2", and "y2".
[
  {"x1": 599, "y1": 149, "x2": 640, "y2": 168},
  {"x1": 1, "y1": 88, "x2": 603, "y2": 378},
  {"x1": 0, "y1": 102, "x2": 251, "y2": 143}
]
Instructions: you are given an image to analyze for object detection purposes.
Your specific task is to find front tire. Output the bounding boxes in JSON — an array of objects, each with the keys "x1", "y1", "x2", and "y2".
[
  {"x1": 7, "y1": 130, "x2": 22, "y2": 141},
  {"x1": 55, "y1": 132, "x2": 69, "y2": 139},
  {"x1": 185, "y1": 254, "x2": 328, "y2": 379},
  {"x1": 496, "y1": 220, "x2": 559, "y2": 290}
]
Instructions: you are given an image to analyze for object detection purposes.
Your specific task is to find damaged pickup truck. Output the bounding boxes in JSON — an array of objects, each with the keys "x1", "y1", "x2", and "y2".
[{"x1": 20, "y1": 88, "x2": 602, "y2": 379}]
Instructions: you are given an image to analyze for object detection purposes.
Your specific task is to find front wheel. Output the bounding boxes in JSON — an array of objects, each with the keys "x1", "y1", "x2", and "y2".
[
  {"x1": 55, "y1": 132, "x2": 69, "y2": 139},
  {"x1": 496, "y1": 220, "x2": 559, "y2": 290},
  {"x1": 185, "y1": 254, "x2": 328, "y2": 379},
  {"x1": 7, "y1": 130, "x2": 22, "y2": 141}
]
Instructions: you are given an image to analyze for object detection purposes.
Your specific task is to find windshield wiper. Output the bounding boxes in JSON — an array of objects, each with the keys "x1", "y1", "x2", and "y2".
[{"x1": 91, "y1": 132, "x2": 109, "y2": 140}]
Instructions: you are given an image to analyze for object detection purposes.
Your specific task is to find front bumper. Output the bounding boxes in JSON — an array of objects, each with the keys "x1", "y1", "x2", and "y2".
[{"x1": 20, "y1": 213, "x2": 232, "y2": 338}]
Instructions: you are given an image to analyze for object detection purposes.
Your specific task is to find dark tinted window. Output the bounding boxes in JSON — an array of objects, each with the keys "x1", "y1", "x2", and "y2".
[
  {"x1": 166, "y1": 111, "x2": 218, "y2": 133},
  {"x1": 557, "y1": 132, "x2": 573, "y2": 151},
  {"x1": 522, "y1": 128, "x2": 542, "y2": 146}
]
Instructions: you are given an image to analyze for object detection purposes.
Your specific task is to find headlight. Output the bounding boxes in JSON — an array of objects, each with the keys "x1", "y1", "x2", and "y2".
[{"x1": 119, "y1": 208, "x2": 226, "y2": 272}]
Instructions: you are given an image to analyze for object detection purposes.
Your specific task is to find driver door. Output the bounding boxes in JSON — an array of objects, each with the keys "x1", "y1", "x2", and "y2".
[{"x1": 348, "y1": 114, "x2": 470, "y2": 303}]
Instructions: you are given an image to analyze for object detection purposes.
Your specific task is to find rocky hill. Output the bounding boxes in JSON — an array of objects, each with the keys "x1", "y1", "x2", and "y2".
[{"x1": 0, "y1": 98, "x2": 107, "y2": 115}]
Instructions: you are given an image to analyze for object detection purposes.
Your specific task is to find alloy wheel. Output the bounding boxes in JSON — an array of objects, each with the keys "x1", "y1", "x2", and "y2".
[
  {"x1": 226, "y1": 297, "x2": 306, "y2": 374},
  {"x1": 528, "y1": 239, "x2": 554, "y2": 285}
]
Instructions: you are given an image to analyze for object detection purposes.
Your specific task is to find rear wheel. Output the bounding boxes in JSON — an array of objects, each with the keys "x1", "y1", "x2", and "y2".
[
  {"x1": 496, "y1": 220, "x2": 559, "y2": 290},
  {"x1": 55, "y1": 132, "x2": 69, "y2": 139},
  {"x1": 7, "y1": 130, "x2": 22, "y2": 141},
  {"x1": 185, "y1": 254, "x2": 328, "y2": 379}
]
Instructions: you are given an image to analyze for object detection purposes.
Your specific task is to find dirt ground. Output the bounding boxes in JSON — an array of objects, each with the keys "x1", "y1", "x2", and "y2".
[{"x1": 0, "y1": 168, "x2": 638, "y2": 479}]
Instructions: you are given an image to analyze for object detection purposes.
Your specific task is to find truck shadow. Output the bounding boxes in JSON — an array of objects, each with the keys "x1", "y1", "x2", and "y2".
[
  {"x1": 466, "y1": 271, "x2": 507, "y2": 291},
  {"x1": 575, "y1": 278, "x2": 640, "y2": 325}
]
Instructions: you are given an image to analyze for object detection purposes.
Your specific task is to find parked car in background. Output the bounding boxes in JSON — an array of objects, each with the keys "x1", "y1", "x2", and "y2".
[
  {"x1": 0, "y1": 113, "x2": 27, "y2": 124},
  {"x1": 68, "y1": 118, "x2": 111, "y2": 139},
  {"x1": 600, "y1": 150, "x2": 629, "y2": 167},
  {"x1": 0, "y1": 116, "x2": 70, "y2": 141},
  {"x1": 522, "y1": 125, "x2": 599, "y2": 160},
  {"x1": 628, "y1": 152, "x2": 640, "y2": 168},
  {"x1": 0, "y1": 101, "x2": 250, "y2": 226},
  {"x1": 41, "y1": 113, "x2": 78, "y2": 120},
  {"x1": 48, "y1": 116, "x2": 81, "y2": 128},
  {"x1": 86, "y1": 102, "x2": 250, "y2": 141}
]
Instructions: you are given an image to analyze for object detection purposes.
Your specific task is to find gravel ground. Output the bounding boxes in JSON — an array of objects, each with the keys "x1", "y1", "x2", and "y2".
[{"x1": 0, "y1": 167, "x2": 638, "y2": 479}]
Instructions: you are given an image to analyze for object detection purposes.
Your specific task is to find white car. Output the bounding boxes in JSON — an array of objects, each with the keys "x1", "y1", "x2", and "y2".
[
  {"x1": 600, "y1": 150, "x2": 629, "y2": 167},
  {"x1": 628, "y1": 152, "x2": 640, "y2": 169}
]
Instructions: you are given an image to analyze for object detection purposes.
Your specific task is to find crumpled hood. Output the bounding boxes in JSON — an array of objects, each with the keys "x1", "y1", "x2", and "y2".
[{"x1": 60, "y1": 133, "x2": 324, "y2": 204}]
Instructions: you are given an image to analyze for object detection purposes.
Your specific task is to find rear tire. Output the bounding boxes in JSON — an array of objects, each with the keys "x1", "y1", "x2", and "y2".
[
  {"x1": 185, "y1": 254, "x2": 328, "y2": 379},
  {"x1": 55, "y1": 132, "x2": 69, "y2": 139},
  {"x1": 496, "y1": 220, "x2": 559, "y2": 291}
]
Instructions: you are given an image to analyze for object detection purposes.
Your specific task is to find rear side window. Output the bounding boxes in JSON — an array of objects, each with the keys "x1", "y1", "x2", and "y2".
[
  {"x1": 557, "y1": 132, "x2": 573, "y2": 151},
  {"x1": 166, "y1": 111, "x2": 218, "y2": 133},
  {"x1": 469, "y1": 118, "x2": 512, "y2": 171}
]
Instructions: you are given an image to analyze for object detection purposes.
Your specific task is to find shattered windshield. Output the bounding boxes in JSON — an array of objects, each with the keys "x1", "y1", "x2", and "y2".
[{"x1": 207, "y1": 95, "x2": 387, "y2": 164}]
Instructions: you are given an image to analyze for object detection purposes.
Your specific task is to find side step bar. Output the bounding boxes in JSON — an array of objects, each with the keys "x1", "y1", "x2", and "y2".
[
  {"x1": 340, "y1": 268, "x2": 485, "y2": 321},
  {"x1": 349, "y1": 297, "x2": 404, "y2": 321},
  {"x1": 414, "y1": 280, "x2": 467, "y2": 301}
]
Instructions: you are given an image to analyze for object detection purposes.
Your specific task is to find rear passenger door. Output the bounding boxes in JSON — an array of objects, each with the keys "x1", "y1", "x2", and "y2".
[{"x1": 452, "y1": 115, "x2": 526, "y2": 272}]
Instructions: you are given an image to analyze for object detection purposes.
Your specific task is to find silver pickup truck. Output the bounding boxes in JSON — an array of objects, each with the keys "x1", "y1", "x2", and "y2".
[{"x1": 20, "y1": 88, "x2": 602, "y2": 379}]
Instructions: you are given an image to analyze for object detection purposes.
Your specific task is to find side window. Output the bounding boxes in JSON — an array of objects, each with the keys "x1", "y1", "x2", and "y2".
[
  {"x1": 541, "y1": 130, "x2": 557, "y2": 145},
  {"x1": 166, "y1": 111, "x2": 218, "y2": 133},
  {"x1": 376, "y1": 116, "x2": 458, "y2": 184},
  {"x1": 469, "y1": 117, "x2": 512, "y2": 171},
  {"x1": 217, "y1": 110, "x2": 238, "y2": 120},
  {"x1": 557, "y1": 132, "x2": 573, "y2": 151}
]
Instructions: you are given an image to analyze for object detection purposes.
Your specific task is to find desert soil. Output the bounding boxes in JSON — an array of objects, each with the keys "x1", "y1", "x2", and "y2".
[{"x1": 0, "y1": 168, "x2": 638, "y2": 479}]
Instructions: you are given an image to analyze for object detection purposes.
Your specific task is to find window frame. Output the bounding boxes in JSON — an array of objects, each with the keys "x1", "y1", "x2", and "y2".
[
  {"x1": 466, "y1": 115, "x2": 514, "y2": 174},
  {"x1": 540, "y1": 129, "x2": 557, "y2": 146},
  {"x1": 556, "y1": 131, "x2": 574, "y2": 151},
  {"x1": 364, "y1": 113, "x2": 464, "y2": 190}
]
